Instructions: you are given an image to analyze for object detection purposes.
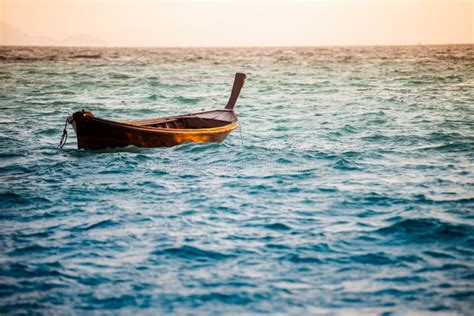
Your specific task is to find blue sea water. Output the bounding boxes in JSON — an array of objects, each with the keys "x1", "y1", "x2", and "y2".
[{"x1": 0, "y1": 45, "x2": 473, "y2": 314}]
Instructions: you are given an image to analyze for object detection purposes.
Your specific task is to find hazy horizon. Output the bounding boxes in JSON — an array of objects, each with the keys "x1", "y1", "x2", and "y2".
[{"x1": 1, "y1": 0, "x2": 473, "y2": 47}]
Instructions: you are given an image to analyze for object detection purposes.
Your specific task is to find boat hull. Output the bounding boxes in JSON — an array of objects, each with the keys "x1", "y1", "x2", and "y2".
[{"x1": 71, "y1": 111, "x2": 239, "y2": 150}]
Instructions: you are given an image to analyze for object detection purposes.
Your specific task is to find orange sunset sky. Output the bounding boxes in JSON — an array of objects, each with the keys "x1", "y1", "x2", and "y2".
[{"x1": 0, "y1": 0, "x2": 472, "y2": 47}]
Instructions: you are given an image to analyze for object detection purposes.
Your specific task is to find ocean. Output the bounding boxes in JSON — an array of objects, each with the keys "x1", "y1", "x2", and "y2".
[{"x1": 0, "y1": 45, "x2": 473, "y2": 314}]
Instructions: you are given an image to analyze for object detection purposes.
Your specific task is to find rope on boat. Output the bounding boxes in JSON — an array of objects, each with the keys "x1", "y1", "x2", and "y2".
[
  {"x1": 58, "y1": 119, "x2": 68, "y2": 149},
  {"x1": 239, "y1": 123, "x2": 244, "y2": 147}
]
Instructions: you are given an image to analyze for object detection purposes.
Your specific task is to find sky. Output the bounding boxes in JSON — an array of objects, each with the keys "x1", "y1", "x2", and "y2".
[{"x1": 0, "y1": 0, "x2": 472, "y2": 47}]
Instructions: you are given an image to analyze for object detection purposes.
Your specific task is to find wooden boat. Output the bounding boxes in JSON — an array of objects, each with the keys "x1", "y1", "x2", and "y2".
[{"x1": 64, "y1": 73, "x2": 246, "y2": 150}]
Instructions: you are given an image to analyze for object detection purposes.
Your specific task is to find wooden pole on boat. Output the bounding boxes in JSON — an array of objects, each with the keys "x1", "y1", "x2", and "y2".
[{"x1": 225, "y1": 73, "x2": 246, "y2": 110}]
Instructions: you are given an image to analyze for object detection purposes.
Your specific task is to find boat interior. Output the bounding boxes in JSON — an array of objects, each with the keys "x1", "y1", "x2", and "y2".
[{"x1": 126, "y1": 110, "x2": 237, "y2": 130}]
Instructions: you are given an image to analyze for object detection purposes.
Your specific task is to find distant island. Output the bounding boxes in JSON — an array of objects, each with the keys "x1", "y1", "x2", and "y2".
[{"x1": 0, "y1": 22, "x2": 107, "y2": 47}]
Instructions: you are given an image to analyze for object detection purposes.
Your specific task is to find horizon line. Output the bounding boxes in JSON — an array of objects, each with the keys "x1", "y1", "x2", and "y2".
[{"x1": 1, "y1": 42, "x2": 473, "y2": 49}]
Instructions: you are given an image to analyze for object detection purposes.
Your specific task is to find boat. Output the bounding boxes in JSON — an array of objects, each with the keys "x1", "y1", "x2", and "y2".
[{"x1": 61, "y1": 73, "x2": 246, "y2": 150}]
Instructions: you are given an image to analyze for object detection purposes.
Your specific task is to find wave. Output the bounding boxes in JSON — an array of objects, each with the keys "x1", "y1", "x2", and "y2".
[
  {"x1": 69, "y1": 219, "x2": 119, "y2": 232},
  {"x1": 263, "y1": 223, "x2": 292, "y2": 231},
  {"x1": 152, "y1": 246, "x2": 233, "y2": 261},
  {"x1": 173, "y1": 96, "x2": 203, "y2": 104},
  {"x1": 71, "y1": 54, "x2": 101, "y2": 59},
  {"x1": 375, "y1": 218, "x2": 472, "y2": 243}
]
